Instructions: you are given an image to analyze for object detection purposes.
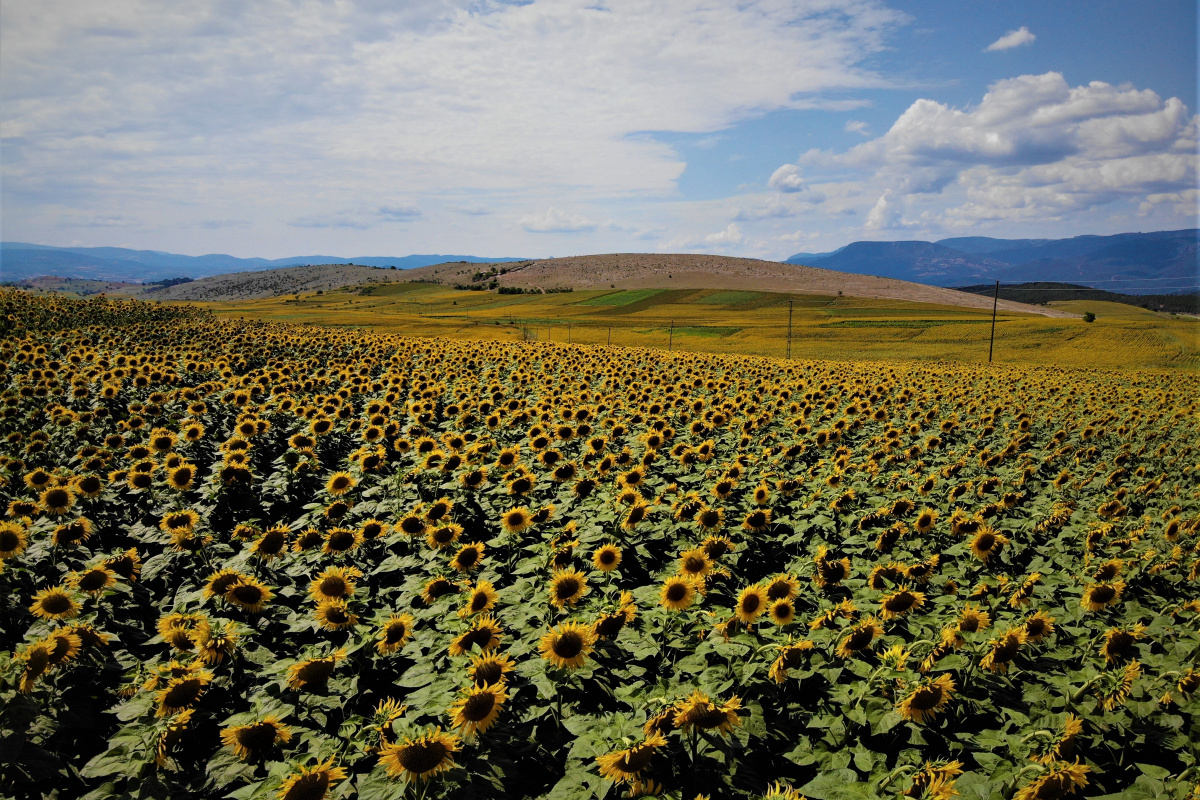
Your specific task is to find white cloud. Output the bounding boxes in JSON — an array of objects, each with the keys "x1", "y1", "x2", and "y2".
[
  {"x1": 799, "y1": 72, "x2": 1198, "y2": 227},
  {"x1": 767, "y1": 163, "x2": 808, "y2": 193},
  {"x1": 0, "y1": 0, "x2": 906, "y2": 255},
  {"x1": 519, "y1": 208, "x2": 598, "y2": 233},
  {"x1": 705, "y1": 223, "x2": 745, "y2": 244},
  {"x1": 844, "y1": 120, "x2": 870, "y2": 136},
  {"x1": 985, "y1": 26, "x2": 1035, "y2": 52}
]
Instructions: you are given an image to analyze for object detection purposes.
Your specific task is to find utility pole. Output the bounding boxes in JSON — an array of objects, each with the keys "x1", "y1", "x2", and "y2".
[
  {"x1": 786, "y1": 300, "x2": 794, "y2": 359},
  {"x1": 567, "y1": 323, "x2": 571, "y2": 344},
  {"x1": 669, "y1": 321, "x2": 674, "y2": 351},
  {"x1": 988, "y1": 281, "x2": 999, "y2": 364},
  {"x1": 607, "y1": 326, "x2": 611, "y2": 346}
]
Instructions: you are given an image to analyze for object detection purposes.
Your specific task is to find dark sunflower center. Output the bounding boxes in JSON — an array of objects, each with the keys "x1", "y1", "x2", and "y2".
[
  {"x1": 1091, "y1": 585, "x2": 1116, "y2": 603},
  {"x1": 1027, "y1": 619, "x2": 1047, "y2": 637},
  {"x1": 555, "y1": 578, "x2": 581, "y2": 599},
  {"x1": 599, "y1": 550, "x2": 617, "y2": 565},
  {"x1": 386, "y1": 622, "x2": 408, "y2": 643},
  {"x1": 461, "y1": 692, "x2": 496, "y2": 720},
  {"x1": 683, "y1": 556, "x2": 706, "y2": 573},
  {"x1": 456, "y1": 548, "x2": 480, "y2": 568},
  {"x1": 461, "y1": 627, "x2": 496, "y2": 649},
  {"x1": 699, "y1": 511, "x2": 720, "y2": 527},
  {"x1": 665, "y1": 583, "x2": 688, "y2": 602},
  {"x1": 767, "y1": 581, "x2": 790, "y2": 600},
  {"x1": 844, "y1": 628, "x2": 874, "y2": 650},
  {"x1": 328, "y1": 531, "x2": 354, "y2": 550},
  {"x1": 1107, "y1": 632, "x2": 1134, "y2": 652},
  {"x1": 325, "y1": 607, "x2": 350, "y2": 624},
  {"x1": 885, "y1": 593, "x2": 916, "y2": 612},
  {"x1": 773, "y1": 603, "x2": 793, "y2": 621},
  {"x1": 552, "y1": 631, "x2": 584, "y2": 658},
  {"x1": 473, "y1": 662, "x2": 502, "y2": 684},
  {"x1": 740, "y1": 594, "x2": 761, "y2": 613},
  {"x1": 505, "y1": 513, "x2": 528, "y2": 528},
  {"x1": 232, "y1": 585, "x2": 264, "y2": 603},
  {"x1": 910, "y1": 686, "x2": 943, "y2": 711},
  {"x1": 627, "y1": 507, "x2": 645, "y2": 523},
  {"x1": 918, "y1": 514, "x2": 933, "y2": 528},
  {"x1": 1095, "y1": 565, "x2": 1118, "y2": 580},
  {"x1": 959, "y1": 615, "x2": 981, "y2": 632},
  {"x1": 0, "y1": 530, "x2": 22, "y2": 549},
  {"x1": 511, "y1": 478, "x2": 531, "y2": 493},
  {"x1": 401, "y1": 517, "x2": 425, "y2": 534},
  {"x1": 704, "y1": 542, "x2": 728, "y2": 558},
  {"x1": 162, "y1": 679, "x2": 202, "y2": 707},
  {"x1": 211, "y1": 574, "x2": 240, "y2": 595},
  {"x1": 993, "y1": 637, "x2": 1020, "y2": 662},
  {"x1": 823, "y1": 562, "x2": 846, "y2": 581},
  {"x1": 41, "y1": 593, "x2": 72, "y2": 614},
  {"x1": 783, "y1": 648, "x2": 806, "y2": 668},
  {"x1": 976, "y1": 533, "x2": 996, "y2": 551},
  {"x1": 282, "y1": 772, "x2": 330, "y2": 800},
  {"x1": 689, "y1": 705, "x2": 728, "y2": 729},
  {"x1": 595, "y1": 615, "x2": 625, "y2": 638},
  {"x1": 427, "y1": 580, "x2": 454, "y2": 598},
  {"x1": 259, "y1": 532, "x2": 286, "y2": 553},
  {"x1": 237, "y1": 723, "x2": 278, "y2": 752},
  {"x1": 397, "y1": 740, "x2": 448, "y2": 774},
  {"x1": 45, "y1": 490, "x2": 70, "y2": 507},
  {"x1": 331, "y1": 477, "x2": 350, "y2": 491},
  {"x1": 78, "y1": 476, "x2": 102, "y2": 494},
  {"x1": 321, "y1": 577, "x2": 347, "y2": 596},
  {"x1": 471, "y1": 592, "x2": 490, "y2": 611},
  {"x1": 615, "y1": 744, "x2": 655, "y2": 773},
  {"x1": 748, "y1": 512, "x2": 767, "y2": 527},
  {"x1": 297, "y1": 660, "x2": 335, "y2": 684}
]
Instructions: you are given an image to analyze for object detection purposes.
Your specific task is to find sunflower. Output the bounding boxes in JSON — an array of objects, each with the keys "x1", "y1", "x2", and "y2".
[
  {"x1": 160, "y1": 509, "x2": 199, "y2": 535},
  {"x1": 379, "y1": 727, "x2": 460, "y2": 783},
  {"x1": 309, "y1": 566, "x2": 362, "y2": 602},
  {"x1": 315, "y1": 598, "x2": 358, "y2": 631},
  {"x1": 915, "y1": 508, "x2": 937, "y2": 534},
  {"x1": 155, "y1": 669, "x2": 213, "y2": 716},
  {"x1": 425, "y1": 496, "x2": 454, "y2": 523},
  {"x1": 880, "y1": 589, "x2": 926, "y2": 620},
  {"x1": 323, "y1": 527, "x2": 362, "y2": 554},
  {"x1": 293, "y1": 527, "x2": 324, "y2": 551},
  {"x1": 673, "y1": 690, "x2": 741, "y2": 734},
  {"x1": 251, "y1": 526, "x2": 290, "y2": 560},
  {"x1": 592, "y1": 544, "x2": 622, "y2": 572},
  {"x1": 897, "y1": 674, "x2": 955, "y2": 723},
  {"x1": 548, "y1": 568, "x2": 588, "y2": 608},
  {"x1": 539, "y1": 620, "x2": 595, "y2": 670},
  {"x1": 700, "y1": 535, "x2": 735, "y2": 560},
  {"x1": 1100, "y1": 624, "x2": 1144, "y2": 664},
  {"x1": 221, "y1": 715, "x2": 293, "y2": 760},
  {"x1": 396, "y1": 510, "x2": 428, "y2": 538},
  {"x1": 30, "y1": 587, "x2": 80, "y2": 620},
  {"x1": 74, "y1": 473, "x2": 105, "y2": 498},
  {"x1": 70, "y1": 565, "x2": 118, "y2": 595},
  {"x1": 969, "y1": 526, "x2": 1009, "y2": 562},
  {"x1": 155, "y1": 708, "x2": 194, "y2": 767},
  {"x1": 765, "y1": 573, "x2": 800, "y2": 601},
  {"x1": 678, "y1": 547, "x2": 712, "y2": 578},
  {"x1": 0, "y1": 521, "x2": 30, "y2": 558},
  {"x1": 40, "y1": 486, "x2": 76, "y2": 516},
  {"x1": 660, "y1": 575, "x2": 699, "y2": 611},
  {"x1": 814, "y1": 547, "x2": 851, "y2": 588},
  {"x1": 595, "y1": 732, "x2": 667, "y2": 786},
  {"x1": 286, "y1": 649, "x2": 346, "y2": 690},
  {"x1": 594, "y1": 595, "x2": 638, "y2": 640},
  {"x1": 18, "y1": 641, "x2": 53, "y2": 693},
  {"x1": 44, "y1": 629, "x2": 82, "y2": 667},
  {"x1": 501, "y1": 507, "x2": 533, "y2": 534},
  {"x1": 734, "y1": 584, "x2": 769, "y2": 623},
  {"x1": 1024, "y1": 610, "x2": 1056, "y2": 643},
  {"x1": 742, "y1": 508, "x2": 771, "y2": 533},
  {"x1": 1081, "y1": 580, "x2": 1125, "y2": 612},
  {"x1": 224, "y1": 577, "x2": 275, "y2": 613},
  {"x1": 275, "y1": 758, "x2": 348, "y2": 800},
  {"x1": 695, "y1": 505, "x2": 725, "y2": 532},
  {"x1": 448, "y1": 542, "x2": 484, "y2": 573},
  {"x1": 377, "y1": 613, "x2": 416, "y2": 655},
  {"x1": 768, "y1": 599, "x2": 796, "y2": 626},
  {"x1": 422, "y1": 575, "x2": 461, "y2": 605},
  {"x1": 203, "y1": 568, "x2": 247, "y2": 600},
  {"x1": 1012, "y1": 761, "x2": 1090, "y2": 800},
  {"x1": 768, "y1": 639, "x2": 815, "y2": 683},
  {"x1": 468, "y1": 652, "x2": 516, "y2": 687},
  {"x1": 836, "y1": 617, "x2": 884, "y2": 658},
  {"x1": 449, "y1": 616, "x2": 504, "y2": 656},
  {"x1": 461, "y1": 580, "x2": 499, "y2": 617},
  {"x1": 448, "y1": 683, "x2": 507, "y2": 735},
  {"x1": 621, "y1": 500, "x2": 651, "y2": 531},
  {"x1": 424, "y1": 523, "x2": 461, "y2": 550},
  {"x1": 980, "y1": 627, "x2": 1027, "y2": 673},
  {"x1": 956, "y1": 604, "x2": 991, "y2": 636},
  {"x1": 166, "y1": 464, "x2": 196, "y2": 491},
  {"x1": 192, "y1": 621, "x2": 239, "y2": 664}
]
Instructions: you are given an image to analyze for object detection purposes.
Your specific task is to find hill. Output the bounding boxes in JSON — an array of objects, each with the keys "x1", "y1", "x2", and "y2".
[
  {"x1": 397, "y1": 253, "x2": 1070, "y2": 316},
  {"x1": 787, "y1": 229, "x2": 1198, "y2": 293},
  {"x1": 0, "y1": 242, "x2": 525, "y2": 282}
]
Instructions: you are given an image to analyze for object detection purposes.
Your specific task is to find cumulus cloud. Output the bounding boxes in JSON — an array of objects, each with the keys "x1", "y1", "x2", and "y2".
[
  {"x1": 767, "y1": 164, "x2": 809, "y2": 193},
  {"x1": 705, "y1": 223, "x2": 745, "y2": 244},
  {"x1": 800, "y1": 72, "x2": 1198, "y2": 227},
  {"x1": 986, "y1": 26, "x2": 1035, "y2": 52},
  {"x1": 519, "y1": 208, "x2": 598, "y2": 233},
  {"x1": 844, "y1": 120, "x2": 870, "y2": 136}
]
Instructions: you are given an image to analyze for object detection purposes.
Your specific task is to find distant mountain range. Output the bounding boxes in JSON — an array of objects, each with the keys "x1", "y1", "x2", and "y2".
[
  {"x1": 787, "y1": 229, "x2": 1198, "y2": 295},
  {"x1": 0, "y1": 242, "x2": 527, "y2": 283}
]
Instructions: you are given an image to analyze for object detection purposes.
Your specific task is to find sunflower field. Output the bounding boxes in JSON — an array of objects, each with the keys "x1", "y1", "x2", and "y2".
[{"x1": 1, "y1": 289, "x2": 1199, "y2": 800}]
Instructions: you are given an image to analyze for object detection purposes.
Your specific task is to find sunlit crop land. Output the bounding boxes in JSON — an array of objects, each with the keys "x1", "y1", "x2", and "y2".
[
  {"x1": 203, "y1": 284, "x2": 1200, "y2": 370},
  {"x1": 1, "y1": 289, "x2": 1199, "y2": 800}
]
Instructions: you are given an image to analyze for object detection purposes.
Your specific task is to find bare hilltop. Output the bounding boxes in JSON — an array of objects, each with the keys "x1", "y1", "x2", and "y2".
[{"x1": 143, "y1": 253, "x2": 1072, "y2": 317}]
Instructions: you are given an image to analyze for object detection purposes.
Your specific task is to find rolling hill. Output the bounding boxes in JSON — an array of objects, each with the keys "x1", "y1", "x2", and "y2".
[
  {"x1": 786, "y1": 229, "x2": 1198, "y2": 293},
  {"x1": 146, "y1": 253, "x2": 1072, "y2": 317}
]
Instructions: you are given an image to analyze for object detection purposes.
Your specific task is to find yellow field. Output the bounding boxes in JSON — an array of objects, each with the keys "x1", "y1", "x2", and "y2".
[{"x1": 203, "y1": 284, "x2": 1200, "y2": 370}]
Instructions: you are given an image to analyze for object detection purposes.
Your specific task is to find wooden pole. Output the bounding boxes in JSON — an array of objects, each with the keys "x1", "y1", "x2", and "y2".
[
  {"x1": 988, "y1": 281, "x2": 999, "y2": 364},
  {"x1": 607, "y1": 326, "x2": 611, "y2": 346},
  {"x1": 568, "y1": 323, "x2": 571, "y2": 344},
  {"x1": 669, "y1": 321, "x2": 674, "y2": 351},
  {"x1": 782, "y1": 299, "x2": 792, "y2": 359}
]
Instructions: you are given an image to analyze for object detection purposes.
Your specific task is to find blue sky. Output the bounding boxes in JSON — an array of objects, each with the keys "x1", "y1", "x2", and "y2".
[{"x1": 1, "y1": 0, "x2": 1196, "y2": 260}]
